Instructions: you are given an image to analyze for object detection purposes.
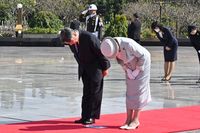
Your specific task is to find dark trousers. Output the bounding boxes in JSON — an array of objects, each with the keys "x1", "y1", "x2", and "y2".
[
  {"x1": 196, "y1": 50, "x2": 200, "y2": 63},
  {"x1": 81, "y1": 71, "x2": 103, "y2": 119},
  {"x1": 134, "y1": 39, "x2": 140, "y2": 44}
]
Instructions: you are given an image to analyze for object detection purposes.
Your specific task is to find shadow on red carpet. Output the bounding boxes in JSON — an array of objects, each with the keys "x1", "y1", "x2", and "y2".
[{"x1": 0, "y1": 106, "x2": 200, "y2": 133}]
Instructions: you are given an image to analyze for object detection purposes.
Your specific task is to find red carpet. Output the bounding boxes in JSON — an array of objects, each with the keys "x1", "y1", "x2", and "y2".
[{"x1": 0, "y1": 106, "x2": 200, "y2": 133}]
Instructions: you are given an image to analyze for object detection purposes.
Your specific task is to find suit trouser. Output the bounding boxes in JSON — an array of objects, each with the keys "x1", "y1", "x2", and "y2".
[
  {"x1": 134, "y1": 39, "x2": 140, "y2": 44},
  {"x1": 81, "y1": 71, "x2": 104, "y2": 119},
  {"x1": 196, "y1": 50, "x2": 200, "y2": 63}
]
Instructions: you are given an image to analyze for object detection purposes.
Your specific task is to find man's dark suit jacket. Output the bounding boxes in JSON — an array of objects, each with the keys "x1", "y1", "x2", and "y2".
[{"x1": 128, "y1": 19, "x2": 141, "y2": 41}]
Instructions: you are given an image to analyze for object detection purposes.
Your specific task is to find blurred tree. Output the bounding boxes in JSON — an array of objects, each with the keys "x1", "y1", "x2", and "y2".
[
  {"x1": 94, "y1": 0, "x2": 127, "y2": 20},
  {"x1": 0, "y1": 0, "x2": 200, "y2": 36},
  {"x1": 0, "y1": 3, "x2": 10, "y2": 22},
  {"x1": 0, "y1": 0, "x2": 36, "y2": 28},
  {"x1": 28, "y1": 11, "x2": 63, "y2": 29},
  {"x1": 122, "y1": 1, "x2": 200, "y2": 38},
  {"x1": 33, "y1": 0, "x2": 87, "y2": 26}
]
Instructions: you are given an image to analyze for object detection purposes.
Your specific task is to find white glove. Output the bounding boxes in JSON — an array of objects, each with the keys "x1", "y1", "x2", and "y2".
[
  {"x1": 81, "y1": 10, "x2": 88, "y2": 14},
  {"x1": 198, "y1": 50, "x2": 200, "y2": 53},
  {"x1": 126, "y1": 68, "x2": 140, "y2": 80},
  {"x1": 126, "y1": 69, "x2": 135, "y2": 79},
  {"x1": 132, "y1": 69, "x2": 140, "y2": 78},
  {"x1": 122, "y1": 65, "x2": 127, "y2": 71}
]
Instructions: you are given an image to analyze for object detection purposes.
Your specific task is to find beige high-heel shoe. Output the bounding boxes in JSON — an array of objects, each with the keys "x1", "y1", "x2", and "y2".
[
  {"x1": 125, "y1": 122, "x2": 140, "y2": 130},
  {"x1": 119, "y1": 124, "x2": 129, "y2": 129}
]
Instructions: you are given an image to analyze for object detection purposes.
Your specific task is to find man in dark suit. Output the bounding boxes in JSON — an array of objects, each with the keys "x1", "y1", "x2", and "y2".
[
  {"x1": 188, "y1": 25, "x2": 200, "y2": 83},
  {"x1": 128, "y1": 13, "x2": 141, "y2": 44},
  {"x1": 60, "y1": 27, "x2": 110, "y2": 125},
  {"x1": 70, "y1": 19, "x2": 80, "y2": 31},
  {"x1": 188, "y1": 25, "x2": 200, "y2": 63},
  {"x1": 68, "y1": 19, "x2": 81, "y2": 70}
]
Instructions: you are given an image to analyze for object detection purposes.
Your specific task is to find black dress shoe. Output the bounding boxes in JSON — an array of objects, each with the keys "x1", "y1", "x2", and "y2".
[
  {"x1": 74, "y1": 118, "x2": 85, "y2": 123},
  {"x1": 161, "y1": 77, "x2": 166, "y2": 81},
  {"x1": 196, "y1": 79, "x2": 200, "y2": 83},
  {"x1": 82, "y1": 118, "x2": 95, "y2": 125}
]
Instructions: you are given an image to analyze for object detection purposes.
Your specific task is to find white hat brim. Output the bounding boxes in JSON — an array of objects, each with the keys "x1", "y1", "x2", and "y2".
[{"x1": 101, "y1": 37, "x2": 119, "y2": 58}]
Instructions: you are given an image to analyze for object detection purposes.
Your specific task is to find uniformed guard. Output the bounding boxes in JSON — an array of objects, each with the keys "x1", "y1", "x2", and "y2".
[{"x1": 83, "y1": 4, "x2": 103, "y2": 40}]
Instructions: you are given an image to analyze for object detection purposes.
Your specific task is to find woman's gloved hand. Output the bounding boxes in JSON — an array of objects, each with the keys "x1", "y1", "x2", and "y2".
[
  {"x1": 132, "y1": 69, "x2": 140, "y2": 79},
  {"x1": 126, "y1": 68, "x2": 140, "y2": 80},
  {"x1": 126, "y1": 69, "x2": 134, "y2": 79}
]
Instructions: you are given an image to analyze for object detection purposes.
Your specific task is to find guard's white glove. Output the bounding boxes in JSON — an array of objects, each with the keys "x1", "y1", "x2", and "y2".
[
  {"x1": 198, "y1": 50, "x2": 200, "y2": 53},
  {"x1": 81, "y1": 10, "x2": 88, "y2": 14}
]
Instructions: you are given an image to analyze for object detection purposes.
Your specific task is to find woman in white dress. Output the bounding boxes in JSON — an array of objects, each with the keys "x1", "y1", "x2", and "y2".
[{"x1": 100, "y1": 37, "x2": 151, "y2": 130}]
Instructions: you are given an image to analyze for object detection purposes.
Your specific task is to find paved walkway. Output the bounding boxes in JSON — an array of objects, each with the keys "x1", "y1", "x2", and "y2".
[{"x1": 0, "y1": 46, "x2": 199, "y2": 132}]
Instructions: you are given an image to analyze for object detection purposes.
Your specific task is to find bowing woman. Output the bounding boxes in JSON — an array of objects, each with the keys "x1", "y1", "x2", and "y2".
[
  {"x1": 151, "y1": 21, "x2": 178, "y2": 81},
  {"x1": 100, "y1": 37, "x2": 151, "y2": 130}
]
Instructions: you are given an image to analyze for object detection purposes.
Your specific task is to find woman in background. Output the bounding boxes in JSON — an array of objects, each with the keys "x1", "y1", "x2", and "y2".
[{"x1": 151, "y1": 21, "x2": 178, "y2": 81}]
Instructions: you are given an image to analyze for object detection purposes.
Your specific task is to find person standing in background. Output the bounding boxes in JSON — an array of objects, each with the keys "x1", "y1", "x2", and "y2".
[
  {"x1": 151, "y1": 21, "x2": 178, "y2": 81},
  {"x1": 128, "y1": 13, "x2": 141, "y2": 44},
  {"x1": 101, "y1": 37, "x2": 151, "y2": 130},
  {"x1": 188, "y1": 25, "x2": 200, "y2": 82},
  {"x1": 70, "y1": 19, "x2": 80, "y2": 31},
  {"x1": 188, "y1": 25, "x2": 200, "y2": 63}
]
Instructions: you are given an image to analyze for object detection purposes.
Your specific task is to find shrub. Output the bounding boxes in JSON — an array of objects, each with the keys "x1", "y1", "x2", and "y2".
[
  {"x1": 0, "y1": 32, "x2": 14, "y2": 37},
  {"x1": 28, "y1": 11, "x2": 63, "y2": 29},
  {"x1": 141, "y1": 28, "x2": 156, "y2": 39},
  {"x1": 24, "y1": 27, "x2": 59, "y2": 34},
  {"x1": 0, "y1": 3, "x2": 10, "y2": 22},
  {"x1": 104, "y1": 14, "x2": 128, "y2": 37}
]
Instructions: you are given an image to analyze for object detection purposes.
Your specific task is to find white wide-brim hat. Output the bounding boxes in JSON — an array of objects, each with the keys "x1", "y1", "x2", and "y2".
[{"x1": 100, "y1": 37, "x2": 119, "y2": 58}]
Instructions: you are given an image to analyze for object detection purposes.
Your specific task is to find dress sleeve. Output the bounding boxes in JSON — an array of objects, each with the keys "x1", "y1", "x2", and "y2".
[
  {"x1": 125, "y1": 42, "x2": 145, "y2": 71},
  {"x1": 164, "y1": 28, "x2": 174, "y2": 48}
]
